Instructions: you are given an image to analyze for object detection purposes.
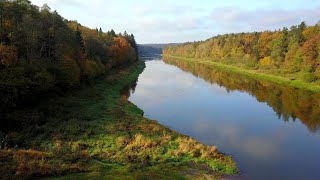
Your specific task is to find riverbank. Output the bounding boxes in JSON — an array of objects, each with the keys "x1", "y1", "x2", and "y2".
[
  {"x1": 0, "y1": 61, "x2": 237, "y2": 179},
  {"x1": 163, "y1": 55, "x2": 320, "y2": 93}
]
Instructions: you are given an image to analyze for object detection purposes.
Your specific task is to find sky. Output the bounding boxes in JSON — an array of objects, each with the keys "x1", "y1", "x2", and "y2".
[{"x1": 30, "y1": 0, "x2": 320, "y2": 44}]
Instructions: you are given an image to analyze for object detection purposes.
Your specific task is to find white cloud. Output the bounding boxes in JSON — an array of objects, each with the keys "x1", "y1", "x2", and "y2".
[
  {"x1": 191, "y1": 119, "x2": 287, "y2": 160},
  {"x1": 210, "y1": 6, "x2": 320, "y2": 34},
  {"x1": 30, "y1": 0, "x2": 320, "y2": 43}
]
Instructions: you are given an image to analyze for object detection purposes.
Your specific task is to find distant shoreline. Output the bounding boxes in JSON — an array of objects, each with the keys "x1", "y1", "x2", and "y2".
[{"x1": 163, "y1": 55, "x2": 320, "y2": 93}]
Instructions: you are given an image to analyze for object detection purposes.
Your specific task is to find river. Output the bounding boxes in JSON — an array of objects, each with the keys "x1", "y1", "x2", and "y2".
[{"x1": 124, "y1": 58, "x2": 320, "y2": 180}]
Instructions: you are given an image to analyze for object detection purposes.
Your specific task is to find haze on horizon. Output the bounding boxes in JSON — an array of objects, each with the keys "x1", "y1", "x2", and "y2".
[{"x1": 31, "y1": 0, "x2": 320, "y2": 44}]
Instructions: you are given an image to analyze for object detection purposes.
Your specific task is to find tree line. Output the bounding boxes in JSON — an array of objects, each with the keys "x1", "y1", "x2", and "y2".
[
  {"x1": 0, "y1": 0, "x2": 139, "y2": 128},
  {"x1": 164, "y1": 57, "x2": 320, "y2": 133},
  {"x1": 163, "y1": 22, "x2": 320, "y2": 83}
]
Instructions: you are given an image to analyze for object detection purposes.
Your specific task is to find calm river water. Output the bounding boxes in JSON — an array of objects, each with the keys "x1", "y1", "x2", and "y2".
[{"x1": 126, "y1": 58, "x2": 320, "y2": 180}]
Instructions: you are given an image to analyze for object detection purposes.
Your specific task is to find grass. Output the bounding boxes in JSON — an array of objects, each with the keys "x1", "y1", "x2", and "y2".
[
  {"x1": 163, "y1": 55, "x2": 320, "y2": 93},
  {"x1": 0, "y1": 61, "x2": 238, "y2": 179}
]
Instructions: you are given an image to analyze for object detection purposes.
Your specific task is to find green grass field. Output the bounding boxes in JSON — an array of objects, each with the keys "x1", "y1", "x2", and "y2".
[{"x1": 0, "y1": 61, "x2": 238, "y2": 179}]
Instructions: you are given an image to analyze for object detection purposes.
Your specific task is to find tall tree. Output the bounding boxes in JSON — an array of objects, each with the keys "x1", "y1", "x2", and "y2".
[{"x1": 99, "y1": 27, "x2": 103, "y2": 36}]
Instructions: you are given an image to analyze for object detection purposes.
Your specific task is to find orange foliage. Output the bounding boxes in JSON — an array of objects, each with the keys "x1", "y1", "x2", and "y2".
[
  {"x1": 301, "y1": 35, "x2": 320, "y2": 69},
  {"x1": 108, "y1": 37, "x2": 135, "y2": 67},
  {"x1": 258, "y1": 31, "x2": 274, "y2": 58},
  {"x1": 303, "y1": 26, "x2": 320, "y2": 40},
  {"x1": 241, "y1": 34, "x2": 255, "y2": 54},
  {"x1": 0, "y1": 44, "x2": 18, "y2": 66}
]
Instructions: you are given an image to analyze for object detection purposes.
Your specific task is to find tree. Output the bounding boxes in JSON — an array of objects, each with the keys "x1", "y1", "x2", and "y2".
[
  {"x1": 108, "y1": 37, "x2": 136, "y2": 66},
  {"x1": 301, "y1": 36, "x2": 320, "y2": 72},
  {"x1": 99, "y1": 27, "x2": 103, "y2": 36},
  {"x1": 123, "y1": 31, "x2": 128, "y2": 37},
  {"x1": 0, "y1": 0, "x2": 140, "y2": 117},
  {"x1": 124, "y1": 33, "x2": 139, "y2": 61},
  {"x1": 76, "y1": 27, "x2": 86, "y2": 58},
  {"x1": 0, "y1": 44, "x2": 17, "y2": 66},
  {"x1": 108, "y1": 29, "x2": 116, "y2": 37},
  {"x1": 0, "y1": 1, "x2": 4, "y2": 43},
  {"x1": 41, "y1": 3, "x2": 50, "y2": 12},
  {"x1": 163, "y1": 21, "x2": 320, "y2": 83},
  {"x1": 298, "y1": 22, "x2": 306, "y2": 44},
  {"x1": 257, "y1": 31, "x2": 274, "y2": 59},
  {"x1": 271, "y1": 32, "x2": 288, "y2": 63}
]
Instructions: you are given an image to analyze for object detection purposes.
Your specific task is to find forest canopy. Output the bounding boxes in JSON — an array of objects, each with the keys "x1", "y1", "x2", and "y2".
[
  {"x1": 163, "y1": 22, "x2": 320, "y2": 84},
  {"x1": 0, "y1": 0, "x2": 139, "y2": 128}
]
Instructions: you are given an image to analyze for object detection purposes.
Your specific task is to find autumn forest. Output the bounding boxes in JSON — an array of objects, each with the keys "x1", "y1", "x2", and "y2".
[
  {"x1": 163, "y1": 22, "x2": 320, "y2": 86},
  {"x1": 1, "y1": 0, "x2": 320, "y2": 179},
  {"x1": 0, "y1": 0, "x2": 138, "y2": 129}
]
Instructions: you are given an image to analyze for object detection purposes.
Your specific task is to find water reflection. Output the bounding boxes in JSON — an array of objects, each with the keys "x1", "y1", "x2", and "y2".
[
  {"x1": 163, "y1": 57, "x2": 320, "y2": 133},
  {"x1": 121, "y1": 79, "x2": 138, "y2": 100},
  {"x1": 127, "y1": 59, "x2": 320, "y2": 179}
]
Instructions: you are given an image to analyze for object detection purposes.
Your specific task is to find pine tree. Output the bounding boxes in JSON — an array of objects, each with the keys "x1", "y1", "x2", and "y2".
[
  {"x1": 130, "y1": 34, "x2": 139, "y2": 61},
  {"x1": 298, "y1": 22, "x2": 306, "y2": 45},
  {"x1": 109, "y1": 29, "x2": 116, "y2": 37},
  {"x1": 75, "y1": 27, "x2": 86, "y2": 60},
  {"x1": 99, "y1": 27, "x2": 103, "y2": 36}
]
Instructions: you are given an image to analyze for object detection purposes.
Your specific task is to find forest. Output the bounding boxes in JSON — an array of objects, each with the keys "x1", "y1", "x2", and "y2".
[
  {"x1": 163, "y1": 22, "x2": 320, "y2": 85},
  {"x1": 138, "y1": 44, "x2": 180, "y2": 60},
  {"x1": 0, "y1": 1, "x2": 238, "y2": 179},
  {"x1": 138, "y1": 44, "x2": 162, "y2": 59},
  {"x1": 0, "y1": 0, "x2": 139, "y2": 130}
]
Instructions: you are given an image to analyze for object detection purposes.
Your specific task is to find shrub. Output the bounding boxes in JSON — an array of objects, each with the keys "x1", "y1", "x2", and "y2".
[{"x1": 302, "y1": 72, "x2": 317, "y2": 83}]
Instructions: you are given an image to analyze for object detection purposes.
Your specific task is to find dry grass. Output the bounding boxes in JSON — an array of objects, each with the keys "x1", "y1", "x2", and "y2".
[
  {"x1": 0, "y1": 62, "x2": 238, "y2": 179},
  {"x1": 124, "y1": 134, "x2": 158, "y2": 151},
  {"x1": 0, "y1": 148, "x2": 89, "y2": 178},
  {"x1": 174, "y1": 137, "x2": 218, "y2": 159}
]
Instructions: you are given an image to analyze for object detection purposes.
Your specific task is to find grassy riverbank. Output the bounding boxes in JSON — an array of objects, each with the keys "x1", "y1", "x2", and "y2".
[
  {"x1": 0, "y1": 61, "x2": 238, "y2": 179},
  {"x1": 163, "y1": 55, "x2": 320, "y2": 93}
]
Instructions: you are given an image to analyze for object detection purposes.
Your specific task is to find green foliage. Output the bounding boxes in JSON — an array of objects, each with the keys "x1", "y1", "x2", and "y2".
[
  {"x1": 302, "y1": 72, "x2": 317, "y2": 83},
  {"x1": 208, "y1": 159, "x2": 238, "y2": 174},
  {"x1": 0, "y1": 63, "x2": 54, "y2": 109},
  {"x1": 0, "y1": 0, "x2": 139, "y2": 130},
  {"x1": 163, "y1": 22, "x2": 320, "y2": 85},
  {"x1": 56, "y1": 57, "x2": 81, "y2": 88},
  {"x1": 0, "y1": 62, "x2": 238, "y2": 179}
]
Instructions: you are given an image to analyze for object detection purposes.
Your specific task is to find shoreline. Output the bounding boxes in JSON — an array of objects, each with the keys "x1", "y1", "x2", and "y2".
[
  {"x1": 163, "y1": 55, "x2": 320, "y2": 93},
  {"x1": 0, "y1": 61, "x2": 238, "y2": 179}
]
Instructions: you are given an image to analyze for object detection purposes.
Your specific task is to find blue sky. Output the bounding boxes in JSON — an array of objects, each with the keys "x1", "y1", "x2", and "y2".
[{"x1": 31, "y1": 0, "x2": 320, "y2": 44}]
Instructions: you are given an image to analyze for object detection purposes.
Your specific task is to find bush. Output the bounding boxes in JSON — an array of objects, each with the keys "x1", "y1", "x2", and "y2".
[{"x1": 302, "y1": 72, "x2": 317, "y2": 83}]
